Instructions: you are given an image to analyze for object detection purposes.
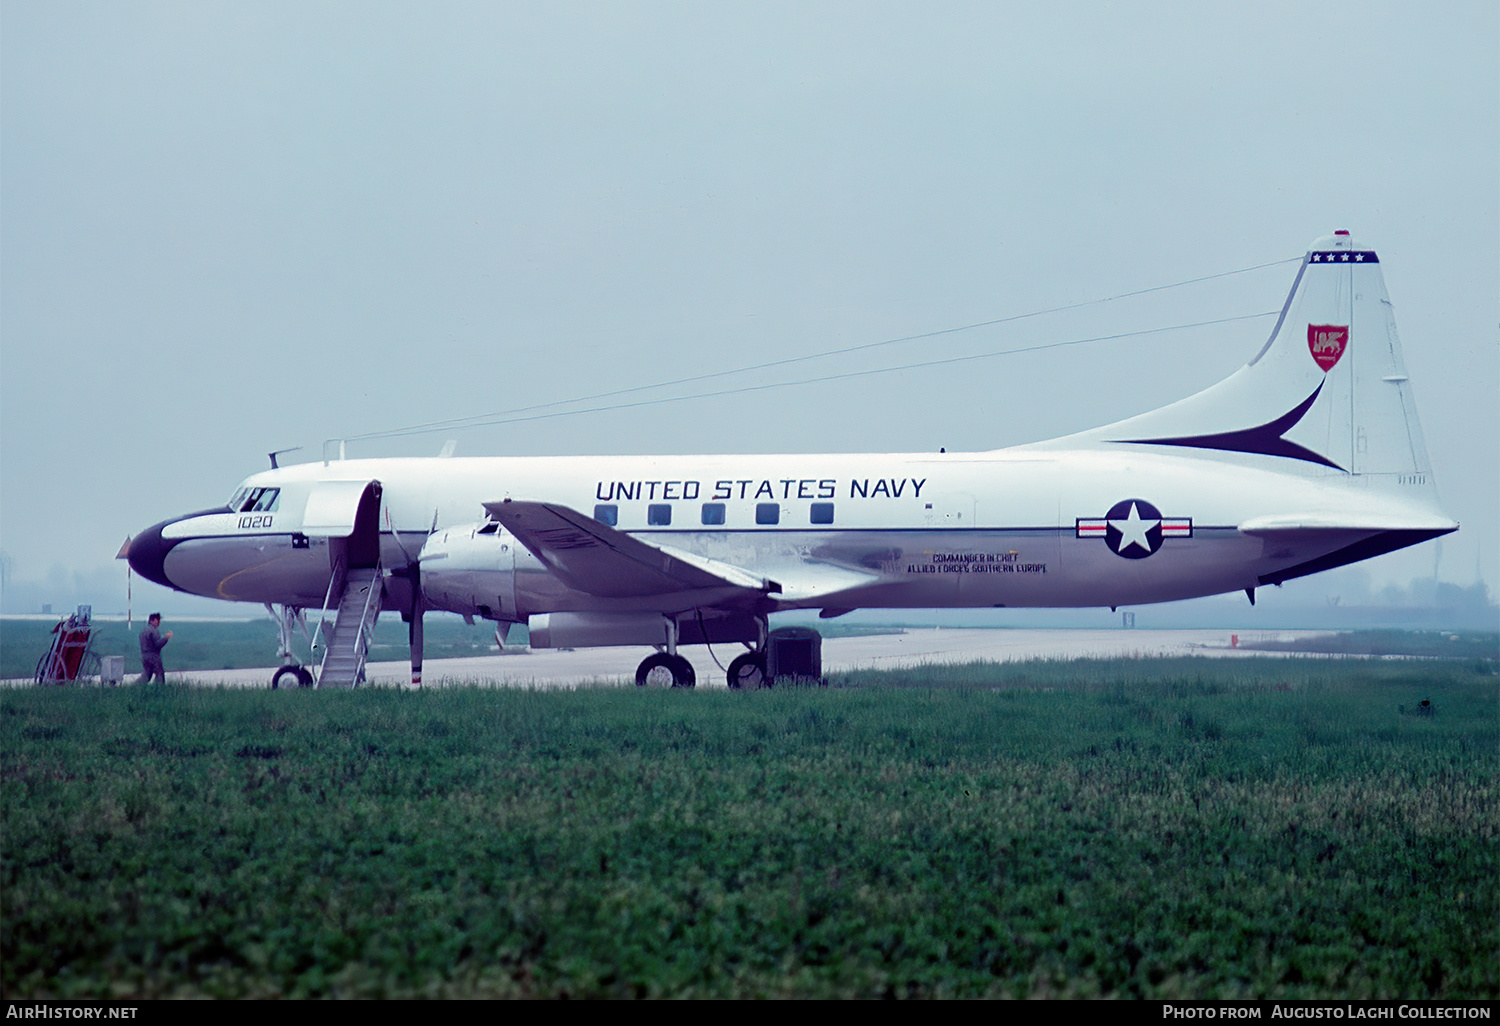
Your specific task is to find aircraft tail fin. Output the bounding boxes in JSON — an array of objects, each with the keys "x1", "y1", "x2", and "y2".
[{"x1": 1031, "y1": 231, "x2": 1437, "y2": 489}]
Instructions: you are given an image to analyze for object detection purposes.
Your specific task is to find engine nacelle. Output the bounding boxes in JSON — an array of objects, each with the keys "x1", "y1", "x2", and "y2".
[
  {"x1": 528, "y1": 610, "x2": 763, "y2": 649},
  {"x1": 528, "y1": 612, "x2": 674, "y2": 649},
  {"x1": 418, "y1": 521, "x2": 521, "y2": 621}
]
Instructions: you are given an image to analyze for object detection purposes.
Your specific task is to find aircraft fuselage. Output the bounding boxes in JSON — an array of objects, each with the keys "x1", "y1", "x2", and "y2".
[{"x1": 129, "y1": 446, "x2": 1447, "y2": 619}]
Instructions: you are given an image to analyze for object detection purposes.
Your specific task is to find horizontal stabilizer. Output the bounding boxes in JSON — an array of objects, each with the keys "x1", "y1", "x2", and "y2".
[
  {"x1": 1239, "y1": 512, "x2": 1458, "y2": 536},
  {"x1": 484, "y1": 500, "x2": 775, "y2": 599}
]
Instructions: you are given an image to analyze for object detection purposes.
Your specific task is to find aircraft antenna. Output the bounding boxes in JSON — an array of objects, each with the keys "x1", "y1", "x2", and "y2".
[
  {"x1": 346, "y1": 310, "x2": 1278, "y2": 440},
  {"x1": 348, "y1": 256, "x2": 1300, "y2": 444}
]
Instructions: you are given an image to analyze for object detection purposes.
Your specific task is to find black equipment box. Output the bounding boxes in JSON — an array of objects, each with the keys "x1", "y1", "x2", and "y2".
[{"x1": 765, "y1": 626, "x2": 823, "y2": 682}]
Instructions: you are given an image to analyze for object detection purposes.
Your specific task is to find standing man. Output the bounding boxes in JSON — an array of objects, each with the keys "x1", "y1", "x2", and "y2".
[{"x1": 138, "y1": 613, "x2": 172, "y2": 684}]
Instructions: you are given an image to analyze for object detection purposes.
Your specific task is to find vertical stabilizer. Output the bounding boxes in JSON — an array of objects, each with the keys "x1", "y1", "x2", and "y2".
[{"x1": 1030, "y1": 231, "x2": 1436, "y2": 487}]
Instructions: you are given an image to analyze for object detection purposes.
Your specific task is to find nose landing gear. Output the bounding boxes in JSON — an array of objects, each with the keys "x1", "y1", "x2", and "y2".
[
  {"x1": 266, "y1": 603, "x2": 315, "y2": 689},
  {"x1": 271, "y1": 664, "x2": 314, "y2": 689}
]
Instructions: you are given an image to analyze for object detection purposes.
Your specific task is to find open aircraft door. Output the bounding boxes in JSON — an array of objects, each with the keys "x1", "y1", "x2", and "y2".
[
  {"x1": 301, "y1": 480, "x2": 384, "y2": 572},
  {"x1": 294, "y1": 480, "x2": 387, "y2": 687}
]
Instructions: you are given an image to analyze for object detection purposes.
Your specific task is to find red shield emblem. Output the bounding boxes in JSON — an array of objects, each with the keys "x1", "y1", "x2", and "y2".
[{"x1": 1307, "y1": 324, "x2": 1348, "y2": 372}]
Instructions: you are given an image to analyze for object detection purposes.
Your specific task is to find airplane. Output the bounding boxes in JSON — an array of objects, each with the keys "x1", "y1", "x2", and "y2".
[{"x1": 124, "y1": 230, "x2": 1457, "y2": 689}]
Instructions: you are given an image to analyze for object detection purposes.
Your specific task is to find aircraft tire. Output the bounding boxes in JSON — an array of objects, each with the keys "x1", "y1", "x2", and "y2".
[
  {"x1": 726, "y1": 652, "x2": 768, "y2": 690},
  {"x1": 636, "y1": 653, "x2": 695, "y2": 688},
  {"x1": 271, "y1": 665, "x2": 313, "y2": 690}
]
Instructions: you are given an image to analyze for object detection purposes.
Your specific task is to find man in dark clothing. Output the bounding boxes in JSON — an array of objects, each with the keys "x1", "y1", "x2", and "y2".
[{"x1": 138, "y1": 613, "x2": 172, "y2": 684}]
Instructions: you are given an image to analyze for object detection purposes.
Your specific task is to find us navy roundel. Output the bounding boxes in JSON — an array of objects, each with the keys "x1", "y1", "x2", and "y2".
[{"x1": 1076, "y1": 500, "x2": 1193, "y2": 559}]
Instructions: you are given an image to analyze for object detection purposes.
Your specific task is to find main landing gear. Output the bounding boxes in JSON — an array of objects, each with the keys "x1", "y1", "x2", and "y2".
[
  {"x1": 634, "y1": 614, "x2": 699, "y2": 688},
  {"x1": 726, "y1": 651, "x2": 768, "y2": 690},
  {"x1": 632, "y1": 650, "x2": 770, "y2": 689},
  {"x1": 635, "y1": 652, "x2": 696, "y2": 688},
  {"x1": 633, "y1": 614, "x2": 769, "y2": 688},
  {"x1": 633, "y1": 650, "x2": 771, "y2": 689}
]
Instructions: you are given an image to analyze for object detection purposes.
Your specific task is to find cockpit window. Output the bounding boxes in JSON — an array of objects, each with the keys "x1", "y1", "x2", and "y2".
[{"x1": 234, "y1": 487, "x2": 281, "y2": 513}]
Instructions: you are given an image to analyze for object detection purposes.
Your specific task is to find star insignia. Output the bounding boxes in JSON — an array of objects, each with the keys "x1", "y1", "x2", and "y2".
[
  {"x1": 1077, "y1": 500, "x2": 1192, "y2": 560},
  {"x1": 1109, "y1": 502, "x2": 1158, "y2": 555}
]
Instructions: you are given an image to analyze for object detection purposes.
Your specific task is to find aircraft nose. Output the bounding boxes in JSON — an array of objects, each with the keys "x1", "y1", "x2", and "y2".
[
  {"x1": 126, "y1": 518, "x2": 177, "y2": 590},
  {"x1": 126, "y1": 506, "x2": 234, "y2": 592}
]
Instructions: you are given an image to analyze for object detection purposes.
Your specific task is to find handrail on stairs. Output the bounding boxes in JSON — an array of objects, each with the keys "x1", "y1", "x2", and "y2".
[
  {"x1": 348, "y1": 566, "x2": 382, "y2": 684},
  {"x1": 310, "y1": 554, "x2": 347, "y2": 660},
  {"x1": 316, "y1": 564, "x2": 382, "y2": 687}
]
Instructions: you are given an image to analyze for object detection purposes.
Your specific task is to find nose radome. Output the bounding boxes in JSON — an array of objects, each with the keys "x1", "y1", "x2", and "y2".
[
  {"x1": 126, "y1": 507, "x2": 228, "y2": 592},
  {"x1": 126, "y1": 518, "x2": 176, "y2": 589}
]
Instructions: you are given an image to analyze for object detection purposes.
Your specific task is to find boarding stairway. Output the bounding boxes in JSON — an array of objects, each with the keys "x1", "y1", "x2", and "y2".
[{"x1": 316, "y1": 564, "x2": 382, "y2": 688}]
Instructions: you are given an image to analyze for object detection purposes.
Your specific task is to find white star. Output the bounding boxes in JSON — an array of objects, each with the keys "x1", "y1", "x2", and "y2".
[{"x1": 1109, "y1": 502, "x2": 1160, "y2": 555}]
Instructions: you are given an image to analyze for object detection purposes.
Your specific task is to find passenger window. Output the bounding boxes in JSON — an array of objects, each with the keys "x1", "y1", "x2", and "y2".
[
  {"x1": 594, "y1": 504, "x2": 618, "y2": 526},
  {"x1": 648, "y1": 504, "x2": 672, "y2": 526},
  {"x1": 701, "y1": 503, "x2": 725, "y2": 526},
  {"x1": 810, "y1": 502, "x2": 835, "y2": 525},
  {"x1": 756, "y1": 503, "x2": 780, "y2": 525}
]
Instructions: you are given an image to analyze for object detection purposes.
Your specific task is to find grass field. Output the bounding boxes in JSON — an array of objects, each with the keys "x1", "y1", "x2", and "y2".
[{"x1": 3, "y1": 656, "x2": 1495, "y2": 998}]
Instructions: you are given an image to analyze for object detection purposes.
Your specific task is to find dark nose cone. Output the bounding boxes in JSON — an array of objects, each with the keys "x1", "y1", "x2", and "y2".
[
  {"x1": 127, "y1": 508, "x2": 227, "y2": 592},
  {"x1": 127, "y1": 518, "x2": 177, "y2": 590}
]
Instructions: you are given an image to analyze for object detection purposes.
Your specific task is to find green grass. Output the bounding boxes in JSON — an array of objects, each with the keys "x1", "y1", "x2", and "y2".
[{"x1": 3, "y1": 657, "x2": 1495, "y2": 998}]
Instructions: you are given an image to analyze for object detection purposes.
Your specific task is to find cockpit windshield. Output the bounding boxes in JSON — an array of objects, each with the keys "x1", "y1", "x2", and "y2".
[{"x1": 226, "y1": 486, "x2": 281, "y2": 513}]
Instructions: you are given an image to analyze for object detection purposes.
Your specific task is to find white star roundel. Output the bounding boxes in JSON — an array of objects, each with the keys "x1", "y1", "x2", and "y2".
[
  {"x1": 1076, "y1": 500, "x2": 1193, "y2": 559},
  {"x1": 1107, "y1": 499, "x2": 1162, "y2": 558}
]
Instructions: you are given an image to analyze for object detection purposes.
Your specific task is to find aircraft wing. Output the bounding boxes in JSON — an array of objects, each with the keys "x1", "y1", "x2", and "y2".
[{"x1": 483, "y1": 500, "x2": 778, "y2": 600}]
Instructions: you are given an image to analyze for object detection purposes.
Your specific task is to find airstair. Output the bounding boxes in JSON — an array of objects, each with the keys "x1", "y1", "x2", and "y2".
[{"x1": 316, "y1": 564, "x2": 382, "y2": 687}]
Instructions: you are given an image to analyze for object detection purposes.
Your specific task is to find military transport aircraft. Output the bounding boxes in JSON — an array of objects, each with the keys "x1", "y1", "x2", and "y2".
[{"x1": 124, "y1": 231, "x2": 1456, "y2": 689}]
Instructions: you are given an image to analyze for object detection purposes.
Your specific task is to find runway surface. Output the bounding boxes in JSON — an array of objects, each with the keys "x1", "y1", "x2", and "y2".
[{"x1": 154, "y1": 628, "x2": 1332, "y2": 689}]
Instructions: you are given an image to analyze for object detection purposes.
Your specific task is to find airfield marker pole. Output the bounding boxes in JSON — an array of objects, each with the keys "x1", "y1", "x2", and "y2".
[{"x1": 118, "y1": 535, "x2": 133, "y2": 630}]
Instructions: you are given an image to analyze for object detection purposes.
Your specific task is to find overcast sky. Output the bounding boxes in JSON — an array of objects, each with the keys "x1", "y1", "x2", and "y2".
[{"x1": 2, "y1": 1, "x2": 1496, "y2": 618}]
